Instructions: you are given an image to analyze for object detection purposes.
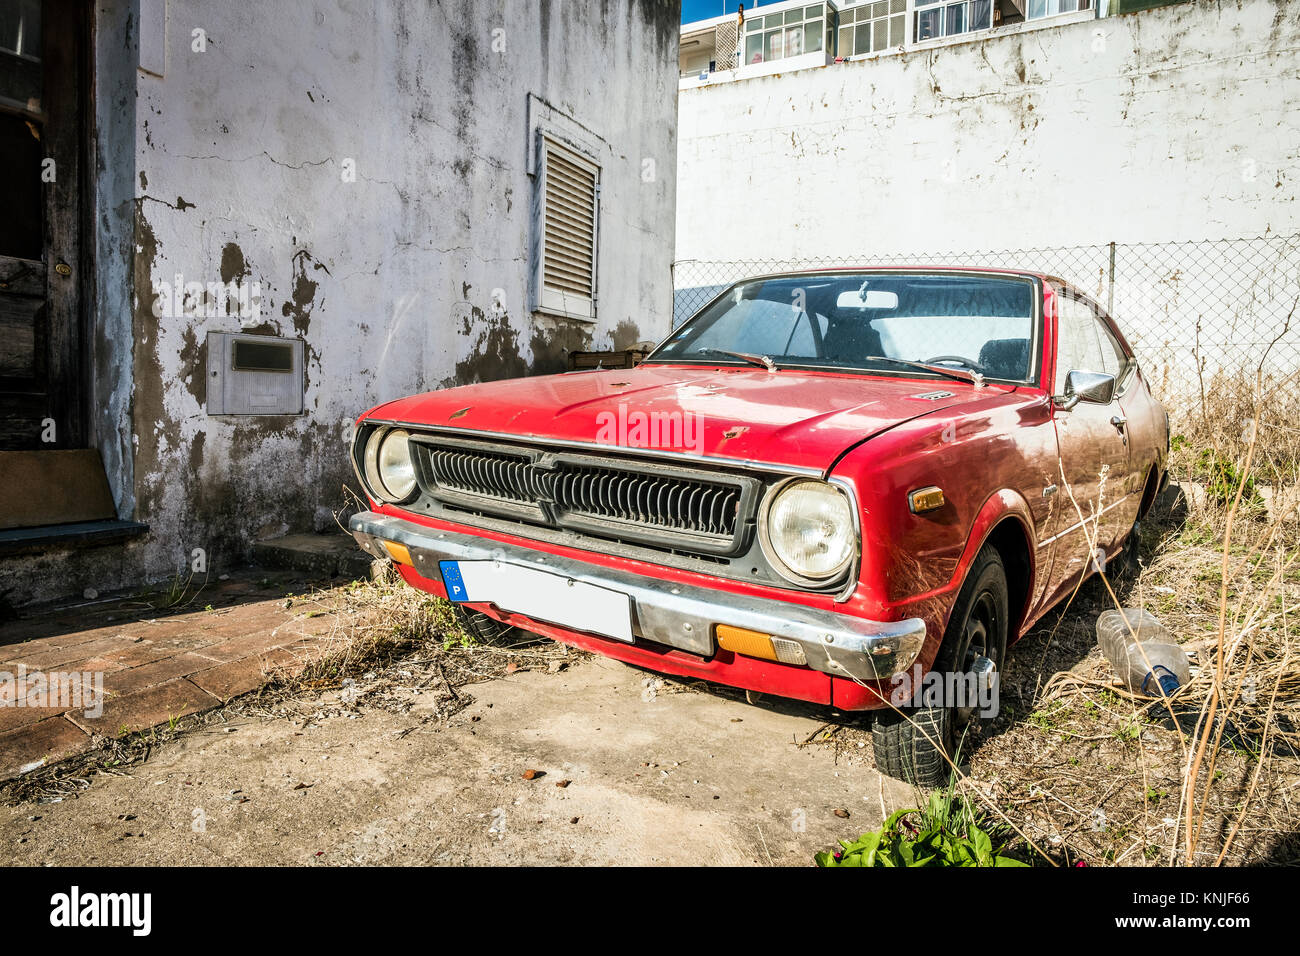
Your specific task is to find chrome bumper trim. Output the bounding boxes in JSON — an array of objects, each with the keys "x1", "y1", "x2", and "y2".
[{"x1": 349, "y1": 511, "x2": 926, "y2": 682}]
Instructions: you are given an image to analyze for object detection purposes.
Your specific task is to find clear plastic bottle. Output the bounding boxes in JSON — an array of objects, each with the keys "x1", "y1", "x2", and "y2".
[{"x1": 1096, "y1": 608, "x2": 1191, "y2": 698}]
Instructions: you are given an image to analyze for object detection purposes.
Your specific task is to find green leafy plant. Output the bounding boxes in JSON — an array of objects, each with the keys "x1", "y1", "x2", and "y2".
[
  {"x1": 1114, "y1": 721, "x2": 1142, "y2": 744},
  {"x1": 1194, "y1": 448, "x2": 1264, "y2": 511},
  {"x1": 816, "y1": 788, "x2": 1026, "y2": 867}
]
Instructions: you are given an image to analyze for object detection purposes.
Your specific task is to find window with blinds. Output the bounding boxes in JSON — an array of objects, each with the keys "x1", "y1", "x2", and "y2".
[{"x1": 538, "y1": 138, "x2": 599, "y2": 319}]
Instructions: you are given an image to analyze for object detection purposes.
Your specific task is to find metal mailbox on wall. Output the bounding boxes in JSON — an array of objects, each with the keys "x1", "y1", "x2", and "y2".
[{"x1": 205, "y1": 332, "x2": 304, "y2": 416}]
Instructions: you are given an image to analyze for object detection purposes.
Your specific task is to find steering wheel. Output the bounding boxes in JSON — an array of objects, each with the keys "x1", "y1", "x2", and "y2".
[{"x1": 925, "y1": 354, "x2": 987, "y2": 374}]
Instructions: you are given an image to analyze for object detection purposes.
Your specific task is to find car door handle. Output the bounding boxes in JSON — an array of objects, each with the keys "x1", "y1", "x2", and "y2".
[{"x1": 1110, "y1": 415, "x2": 1127, "y2": 431}]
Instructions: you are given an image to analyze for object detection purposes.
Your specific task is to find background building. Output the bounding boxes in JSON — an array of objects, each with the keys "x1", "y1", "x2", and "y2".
[
  {"x1": 0, "y1": 0, "x2": 681, "y2": 607},
  {"x1": 674, "y1": 0, "x2": 1300, "y2": 394}
]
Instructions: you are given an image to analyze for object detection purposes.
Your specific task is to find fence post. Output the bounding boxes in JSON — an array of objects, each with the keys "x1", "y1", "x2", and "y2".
[{"x1": 1107, "y1": 241, "x2": 1116, "y2": 315}]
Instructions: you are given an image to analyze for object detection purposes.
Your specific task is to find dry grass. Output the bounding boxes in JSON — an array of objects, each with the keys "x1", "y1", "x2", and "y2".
[
  {"x1": 804, "y1": 368, "x2": 1300, "y2": 865},
  {"x1": 957, "y1": 368, "x2": 1300, "y2": 866},
  {"x1": 271, "y1": 566, "x2": 581, "y2": 721}
]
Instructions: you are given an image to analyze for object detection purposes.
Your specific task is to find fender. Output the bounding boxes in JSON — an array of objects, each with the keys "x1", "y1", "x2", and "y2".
[
  {"x1": 953, "y1": 488, "x2": 1038, "y2": 607},
  {"x1": 907, "y1": 488, "x2": 1038, "y2": 672}
]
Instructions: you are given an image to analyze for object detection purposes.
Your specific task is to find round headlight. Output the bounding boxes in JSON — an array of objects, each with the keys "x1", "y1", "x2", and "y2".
[
  {"x1": 364, "y1": 428, "x2": 417, "y2": 501},
  {"x1": 760, "y1": 479, "x2": 856, "y2": 583}
]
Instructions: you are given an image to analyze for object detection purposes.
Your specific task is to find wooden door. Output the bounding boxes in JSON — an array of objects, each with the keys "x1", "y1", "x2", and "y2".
[{"x1": 0, "y1": 0, "x2": 85, "y2": 452}]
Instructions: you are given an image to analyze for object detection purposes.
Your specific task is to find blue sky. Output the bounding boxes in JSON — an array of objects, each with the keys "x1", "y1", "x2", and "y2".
[{"x1": 681, "y1": 0, "x2": 778, "y2": 25}]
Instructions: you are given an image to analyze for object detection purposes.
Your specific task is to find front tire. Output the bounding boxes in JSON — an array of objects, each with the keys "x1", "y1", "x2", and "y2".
[
  {"x1": 871, "y1": 546, "x2": 1009, "y2": 787},
  {"x1": 450, "y1": 603, "x2": 515, "y2": 643}
]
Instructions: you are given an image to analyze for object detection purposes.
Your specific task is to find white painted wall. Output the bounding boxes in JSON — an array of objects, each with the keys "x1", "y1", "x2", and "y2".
[
  {"x1": 3, "y1": 0, "x2": 679, "y2": 605},
  {"x1": 676, "y1": 1, "x2": 1300, "y2": 260}
]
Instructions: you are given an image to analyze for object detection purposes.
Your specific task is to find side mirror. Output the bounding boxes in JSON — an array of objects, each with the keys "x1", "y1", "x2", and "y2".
[{"x1": 1054, "y1": 370, "x2": 1116, "y2": 410}]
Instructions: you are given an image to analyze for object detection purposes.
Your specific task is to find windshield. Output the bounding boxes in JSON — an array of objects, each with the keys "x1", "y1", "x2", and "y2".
[{"x1": 649, "y1": 272, "x2": 1038, "y2": 382}]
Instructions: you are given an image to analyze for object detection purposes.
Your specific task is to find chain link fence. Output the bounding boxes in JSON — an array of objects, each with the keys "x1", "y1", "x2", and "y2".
[{"x1": 672, "y1": 236, "x2": 1300, "y2": 403}]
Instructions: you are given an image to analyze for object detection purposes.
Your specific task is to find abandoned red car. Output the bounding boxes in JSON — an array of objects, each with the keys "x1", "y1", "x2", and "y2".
[{"x1": 348, "y1": 268, "x2": 1168, "y2": 785}]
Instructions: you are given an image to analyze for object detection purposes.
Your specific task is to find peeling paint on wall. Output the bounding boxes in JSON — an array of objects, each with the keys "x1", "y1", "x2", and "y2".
[
  {"x1": 530, "y1": 318, "x2": 594, "y2": 376},
  {"x1": 452, "y1": 307, "x2": 529, "y2": 385},
  {"x1": 281, "y1": 249, "x2": 326, "y2": 337}
]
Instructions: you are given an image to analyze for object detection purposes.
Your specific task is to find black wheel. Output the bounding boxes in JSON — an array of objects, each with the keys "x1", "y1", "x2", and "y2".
[
  {"x1": 450, "y1": 603, "x2": 515, "y2": 643},
  {"x1": 871, "y1": 546, "x2": 1009, "y2": 787}
]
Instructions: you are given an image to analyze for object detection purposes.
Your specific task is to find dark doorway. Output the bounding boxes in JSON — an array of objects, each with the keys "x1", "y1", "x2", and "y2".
[{"x1": 0, "y1": 0, "x2": 86, "y2": 452}]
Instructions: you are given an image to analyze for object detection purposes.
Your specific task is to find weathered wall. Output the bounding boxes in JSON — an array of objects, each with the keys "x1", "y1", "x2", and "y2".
[
  {"x1": 675, "y1": 0, "x2": 1300, "y2": 261},
  {"x1": 2, "y1": 0, "x2": 679, "y2": 607}
]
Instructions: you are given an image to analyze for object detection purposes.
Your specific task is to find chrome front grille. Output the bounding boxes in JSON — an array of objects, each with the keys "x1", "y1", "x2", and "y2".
[
  {"x1": 407, "y1": 433, "x2": 759, "y2": 557},
  {"x1": 551, "y1": 466, "x2": 742, "y2": 537},
  {"x1": 426, "y1": 445, "x2": 541, "y2": 504}
]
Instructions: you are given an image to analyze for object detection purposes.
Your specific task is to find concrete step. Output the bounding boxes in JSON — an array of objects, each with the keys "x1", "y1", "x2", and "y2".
[{"x1": 252, "y1": 532, "x2": 378, "y2": 580}]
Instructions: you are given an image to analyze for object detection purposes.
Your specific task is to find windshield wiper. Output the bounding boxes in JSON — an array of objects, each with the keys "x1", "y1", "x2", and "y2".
[
  {"x1": 862, "y1": 356, "x2": 985, "y2": 387},
  {"x1": 693, "y1": 348, "x2": 777, "y2": 372}
]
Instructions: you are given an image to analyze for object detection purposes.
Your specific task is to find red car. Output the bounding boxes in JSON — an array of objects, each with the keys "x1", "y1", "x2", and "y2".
[{"x1": 348, "y1": 268, "x2": 1168, "y2": 785}]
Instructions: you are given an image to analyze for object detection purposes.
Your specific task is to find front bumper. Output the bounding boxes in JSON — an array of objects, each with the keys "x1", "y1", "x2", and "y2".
[{"x1": 349, "y1": 511, "x2": 926, "y2": 682}]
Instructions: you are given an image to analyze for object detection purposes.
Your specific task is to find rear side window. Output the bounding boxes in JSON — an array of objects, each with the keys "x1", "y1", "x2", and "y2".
[{"x1": 1095, "y1": 317, "x2": 1130, "y2": 382}]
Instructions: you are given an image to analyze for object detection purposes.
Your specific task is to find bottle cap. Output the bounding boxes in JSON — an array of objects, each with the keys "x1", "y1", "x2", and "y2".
[{"x1": 1143, "y1": 666, "x2": 1180, "y2": 698}]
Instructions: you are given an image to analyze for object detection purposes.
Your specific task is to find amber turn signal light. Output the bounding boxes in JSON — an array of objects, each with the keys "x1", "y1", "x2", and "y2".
[
  {"x1": 908, "y1": 486, "x2": 946, "y2": 514},
  {"x1": 382, "y1": 540, "x2": 413, "y2": 565},
  {"x1": 716, "y1": 625, "x2": 807, "y2": 666}
]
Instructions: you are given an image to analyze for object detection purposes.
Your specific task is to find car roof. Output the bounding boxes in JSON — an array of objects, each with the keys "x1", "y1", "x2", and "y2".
[
  {"x1": 761, "y1": 265, "x2": 1055, "y2": 281},
  {"x1": 744, "y1": 266, "x2": 1104, "y2": 306}
]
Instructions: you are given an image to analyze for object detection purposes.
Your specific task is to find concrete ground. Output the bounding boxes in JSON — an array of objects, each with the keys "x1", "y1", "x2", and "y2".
[{"x1": 0, "y1": 650, "x2": 910, "y2": 865}]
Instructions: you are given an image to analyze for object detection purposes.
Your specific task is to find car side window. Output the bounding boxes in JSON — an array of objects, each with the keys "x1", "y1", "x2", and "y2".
[
  {"x1": 1054, "y1": 295, "x2": 1107, "y2": 394},
  {"x1": 1093, "y1": 314, "x2": 1130, "y2": 383}
]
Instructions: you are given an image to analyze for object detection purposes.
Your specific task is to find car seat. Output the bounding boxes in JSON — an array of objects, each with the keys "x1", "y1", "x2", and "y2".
[
  {"x1": 823, "y1": 319, "x2": 884, "y2": 364},
  {"x1": 977, "y1": 338, "x2": 1030, "y2": 380}
]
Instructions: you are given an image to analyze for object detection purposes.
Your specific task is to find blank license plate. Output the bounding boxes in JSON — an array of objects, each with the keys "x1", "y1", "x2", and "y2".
[{"x1": 439, "y1": 560, "x2": 634, "y2": 643}]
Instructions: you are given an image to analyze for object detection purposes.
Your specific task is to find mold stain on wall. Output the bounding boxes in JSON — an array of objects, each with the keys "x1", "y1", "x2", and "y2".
[{"x1": 451, "y1": 306, "x2": 529, "y2": 385}]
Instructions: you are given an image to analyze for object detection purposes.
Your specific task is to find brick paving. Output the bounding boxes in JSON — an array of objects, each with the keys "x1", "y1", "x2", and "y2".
[{"x1": 0, "y1": 572, "x2": 343, "y2": 780}]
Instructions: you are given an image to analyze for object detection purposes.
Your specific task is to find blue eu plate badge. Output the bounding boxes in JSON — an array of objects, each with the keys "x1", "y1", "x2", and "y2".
[{"x1": 440, "y1": 561, "x2": 468, "y2": 601}]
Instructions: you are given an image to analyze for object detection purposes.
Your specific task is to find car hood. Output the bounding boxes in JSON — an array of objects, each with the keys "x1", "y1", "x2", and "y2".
[{"x1": 370, "y1": 364, "x2": 1008, "y2": 473}]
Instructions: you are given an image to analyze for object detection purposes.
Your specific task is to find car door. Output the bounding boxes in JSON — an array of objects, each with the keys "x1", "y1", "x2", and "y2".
[
  {"x1": 1092, "y1": 304, "x2": 1162, "y2": 511},
  {"x1": 1047, "y1": 290, "x2": 1135, "y2": 581}
]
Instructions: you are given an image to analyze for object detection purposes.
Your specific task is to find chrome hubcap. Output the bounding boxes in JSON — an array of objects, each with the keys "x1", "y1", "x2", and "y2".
[{"x1": 954, "y1": 591, "x2": 999, "y2": 728}]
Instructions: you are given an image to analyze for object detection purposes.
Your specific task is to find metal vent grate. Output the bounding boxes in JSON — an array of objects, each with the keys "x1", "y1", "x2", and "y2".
[{"x1": 539, "y1": 137, "x2": 599, "y2": 320}]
